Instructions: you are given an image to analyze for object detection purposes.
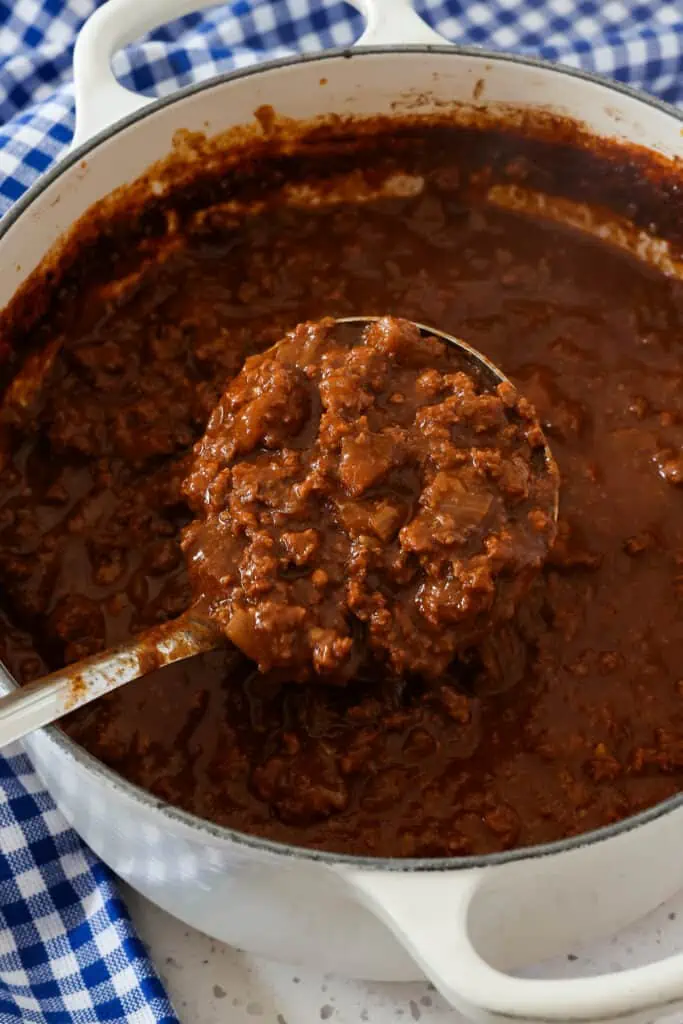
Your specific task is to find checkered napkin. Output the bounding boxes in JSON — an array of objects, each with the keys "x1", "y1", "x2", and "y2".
[
  {"x1": 0, "y1": 748, "x2": 177, "y2": 1024},
  {"x1": 1, "y1": 1, "x2": 683, "y2": 1022}
]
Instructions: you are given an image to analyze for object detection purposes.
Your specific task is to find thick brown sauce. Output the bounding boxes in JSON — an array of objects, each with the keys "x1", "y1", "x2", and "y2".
[{"x1": 3, "y1": 145, "x2": 683, "y2": 856}]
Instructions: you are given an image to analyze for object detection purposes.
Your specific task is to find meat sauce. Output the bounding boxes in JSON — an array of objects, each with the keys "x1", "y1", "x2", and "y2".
[
  {"x1": 3, "y1": 123, "x2": 683, "y2": 856},
  {"x1": 182, "y1": 316, "x2": 557, "y2": 683}
]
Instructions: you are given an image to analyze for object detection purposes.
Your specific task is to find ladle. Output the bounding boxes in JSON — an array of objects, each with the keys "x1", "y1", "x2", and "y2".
[{"x1": 0, "y1": 317, "x2": 559, "y2": 748}]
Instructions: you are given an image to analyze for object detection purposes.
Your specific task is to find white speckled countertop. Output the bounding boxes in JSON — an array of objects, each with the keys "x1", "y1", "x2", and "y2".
[{"x1": 126, "y1": 883, "x2": 683, "y2": 1023}]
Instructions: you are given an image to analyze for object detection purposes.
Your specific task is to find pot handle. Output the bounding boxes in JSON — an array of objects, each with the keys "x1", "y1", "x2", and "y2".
[
  {"x1": 71, "y1": 0, "x2": 447, "y2": 150},
  {"x1": 72, "y1": 0, "x2": 208, "y2": 150},
  {"x1": 345, "y1": 868, "x2": 683, "y2": 1023},
  {"x1": 350, "y1": 0, "x2": 447, "y2": 47}
]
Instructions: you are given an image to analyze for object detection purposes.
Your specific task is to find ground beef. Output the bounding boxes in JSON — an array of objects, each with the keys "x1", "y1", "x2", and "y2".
[{"x1": 181, "y1": 316, "x2": 558, "y2": 681}]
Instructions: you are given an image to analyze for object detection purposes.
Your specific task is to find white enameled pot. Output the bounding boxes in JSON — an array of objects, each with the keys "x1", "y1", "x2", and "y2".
[{"x1": 2, "y1": 2, "x2": 683, "y2": 1021}]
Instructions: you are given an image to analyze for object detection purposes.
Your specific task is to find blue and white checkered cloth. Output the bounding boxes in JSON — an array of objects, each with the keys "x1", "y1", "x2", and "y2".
[
  {"x1": 0, "y1": 749, "x2": 177, "y2": 1023},
  {"x1": 1, "y1": 1, "x2": 683, "y2": 1021}
]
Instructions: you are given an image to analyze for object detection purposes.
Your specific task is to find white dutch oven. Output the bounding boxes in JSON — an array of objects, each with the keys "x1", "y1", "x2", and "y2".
[{"x1": 2, "y1": 2, "x2": 683, "y2": 1021}]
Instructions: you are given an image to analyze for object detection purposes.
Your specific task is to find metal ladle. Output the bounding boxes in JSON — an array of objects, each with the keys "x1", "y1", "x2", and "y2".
[{"x1": 0, "y1": 318, "x2": 559, "y2": 748}]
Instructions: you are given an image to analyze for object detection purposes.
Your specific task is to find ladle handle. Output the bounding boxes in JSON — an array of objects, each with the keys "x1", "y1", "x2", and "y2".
[{"x1": 0, "y1": 615, "x2": 217, "y2": 748}]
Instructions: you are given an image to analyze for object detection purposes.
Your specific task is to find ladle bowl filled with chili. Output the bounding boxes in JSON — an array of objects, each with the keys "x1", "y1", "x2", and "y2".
[
  {"x1": 182, "y1": 314, "x2": 558, "y2": 683},
  {"x1": 4, "y1": 0, "x2": 683, "y2": 1021}
]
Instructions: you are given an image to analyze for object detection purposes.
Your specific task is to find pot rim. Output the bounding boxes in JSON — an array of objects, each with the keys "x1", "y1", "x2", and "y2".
[{"x1": 4, "y1": 42, "x2": 683, "y2": 874}]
